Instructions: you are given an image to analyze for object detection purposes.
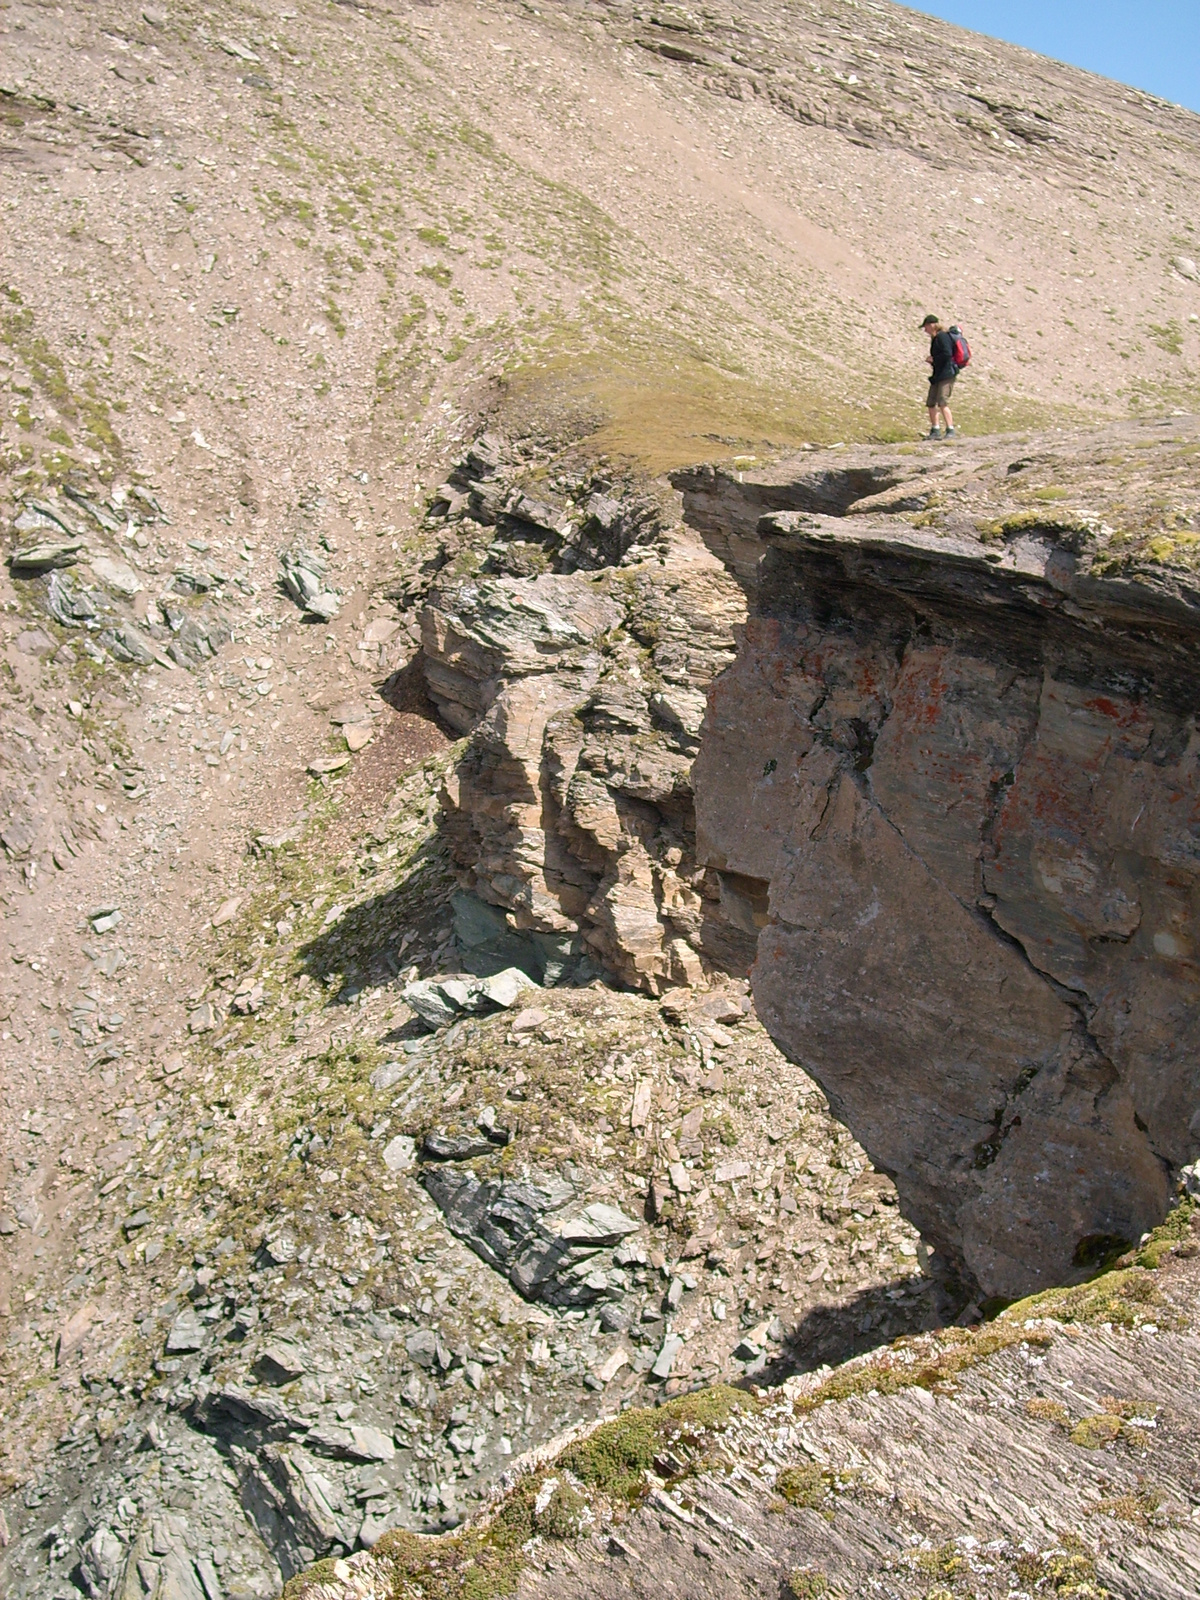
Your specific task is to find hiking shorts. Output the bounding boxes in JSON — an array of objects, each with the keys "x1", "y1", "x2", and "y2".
[{"x1": 926, "y1": 377, "x2": 955, "y2": 409}]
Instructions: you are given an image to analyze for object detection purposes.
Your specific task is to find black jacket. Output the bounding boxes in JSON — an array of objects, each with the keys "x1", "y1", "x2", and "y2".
[{"x1": 929, "y1": 330, "x2": 957, "y2": 383}]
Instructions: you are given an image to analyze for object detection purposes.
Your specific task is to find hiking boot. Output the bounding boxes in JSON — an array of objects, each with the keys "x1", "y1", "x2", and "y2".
[
  {"x1": 942, "y1": 427, "x2": 956, "y2": 440},
  {"x1": 925, "y1": 427, "x2": 942, "y2": 440}
]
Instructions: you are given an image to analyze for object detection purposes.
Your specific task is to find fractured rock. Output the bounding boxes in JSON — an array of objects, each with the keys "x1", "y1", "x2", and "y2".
[
  {"x1": 421, "y1": 1165, "x2": 640, "y2": 1306},
  {"x1": 430, "y1": 529, "x2": 744, "y2": 993},
  {"x1": 403, "y1": 966, "x2": 539, "y2": 1029}
]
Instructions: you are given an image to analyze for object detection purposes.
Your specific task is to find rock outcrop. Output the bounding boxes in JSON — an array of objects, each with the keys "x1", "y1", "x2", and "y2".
[
  {"x1": 422, "y1": 464, "x2": 747, "y2": 994},
  {"x1": 689, "y1": 425, "x2": 1200, "y2": 1300}
]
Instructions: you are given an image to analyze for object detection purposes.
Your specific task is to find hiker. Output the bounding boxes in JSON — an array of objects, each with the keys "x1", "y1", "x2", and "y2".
[{"x1": 921, "y1": 314, "x2": 957, "y2": 440}]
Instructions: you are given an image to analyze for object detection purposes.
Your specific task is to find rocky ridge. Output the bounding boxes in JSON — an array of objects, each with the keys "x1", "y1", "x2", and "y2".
[{"x1": 6, "y1": 413, "x2": 1200, "y2": 1598}]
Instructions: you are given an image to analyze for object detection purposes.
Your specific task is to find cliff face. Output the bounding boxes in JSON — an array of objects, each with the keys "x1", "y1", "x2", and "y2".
[
  {"x1": 420, "y1": 461, "x2": 749, "y2": 995},
  {"x1": 689, "y1": 423, "x2": 1200, "y2": 1300}
]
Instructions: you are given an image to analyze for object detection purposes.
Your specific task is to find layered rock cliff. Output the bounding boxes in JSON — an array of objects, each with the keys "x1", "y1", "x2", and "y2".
[
  {"x1": 415, "y1": 421, "x2": 1200, "y2": 1304},
  {"x1": 688, "y1": 420, "x2": 1200, "y2": 1301},
  {"x1": 420, "y1": 453, "x2": 748, "y2": 995}
]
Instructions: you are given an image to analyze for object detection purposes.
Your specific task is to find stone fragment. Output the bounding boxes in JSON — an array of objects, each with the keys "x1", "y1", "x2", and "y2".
[
  {"x1": 236, "y1": 1443, "x2": 346, "y2": 1578},
  {"x1": 79, "y1": 1527, "x2": 125, "y2": 1598},
  {"x1": 369, "y1": 1060, "x2": 406, "y2": 1092},
  {"x1": 403, "y1": 968, "x2": 539, "y2": 1029},
  {"x1": 422, "y1": 1131, "x2": 495, "y2": 1161},
  {"x1": 349, "y1": 1425, "x2": 395, "y2": 1462},
  {"x1": 629, "y1": 1079, "x2": 653, "y2": 1129},
  {"x1": 165, "y1": 1310, "x2": 206, "y2": 1354},
  {"x1": 713, "y1": 1160, "x2": 751, "y2": 1184},
  {"x1": 592, "y1": 1344, "x2": 630, "y2": 1382},
  {"x1": 211, "y1": 896, "x2": 243, "y2": 927},
  {"x1": 9, "y1": 538, "x2": 87, "y2": 573},
  {"x1": 16, "y1": 628, "x2": 55, "y2": 655},
  {"x1": 189, "y1": 1002, "x2": 217, "y2": 1033},
  {"x1": 57, "y1": 1301, "x2": 97, "y2": 1363},
  {"x1": 382, "y1": 1135, "x2": 416, "y2": 1172},
  {"x1": 510, "y1": 1007, "x2": 548, "y2": 1033},
  {"x1": 329, "y1": 701, "x2": 372, "y2": 725},
  {"x1": 90, "y1": 556, "x2": 144, "y2": 597},
  {"x1": 650, "y1": 1334, "x2": 683, "y2": 1381},
  {"x1": 344, "y1": 723, "x2": 373, "y2": 752},
  {"x1": 280, "y1": 548, "x2": 339, "y2": 620},
  {"x1": 255, "y1": 1342, "x2": 307, "y2": 1385},
  {"x1": 405, "y1": 1328, "x2": 442, "y2": 1369},
  {"x1": 308, "y1": 754, "x2": 351, "y2": 775}
]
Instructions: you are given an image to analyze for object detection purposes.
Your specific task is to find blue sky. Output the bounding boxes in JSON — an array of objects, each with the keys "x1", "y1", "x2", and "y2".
[{"x1": 910, "y1": 1, "x2": 1200, "y2": 114}]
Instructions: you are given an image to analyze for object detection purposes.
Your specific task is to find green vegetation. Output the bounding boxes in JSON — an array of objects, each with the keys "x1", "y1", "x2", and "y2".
[
  {"x1": 794, "y1": 1320, "x2": 1051, "y2": 1412},
  {"x1": 786, "y1": 1572, "x2": 833, "y2": 1599},
  {"x1": 1149, "y1": 319, "x2": 1183, "y2": 355},
  {"x1": 283, "y1": 1388, "x2": 757, "y2": 1600},
  {"x1": 776, "y1": 1463, "x2": 836, "y2": 1513},
  {"x1": 559, "y1": 1383, "x2": 754, "y2": 1500},
  {"x1": 1069, "y1": 1413, "x2": 1123, "y2": 1448}
]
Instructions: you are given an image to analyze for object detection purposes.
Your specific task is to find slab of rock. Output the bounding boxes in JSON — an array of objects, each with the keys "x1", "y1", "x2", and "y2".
[
  {"x1": 403, "y1": 967, "x2": 539, "y2": 1029},
  {"x1": 90, "y1": 555, "x2": 144, "y2": 596},
  {"x1": 165, "y1": 1309, "x2": 206, "y2": 1354},
  {"x1": 9, "y1": 537, "x2": 87, "y2": 572},
  {"x1": 381, "y1": 1134, "x2": 416, "y2": 1171},
  {"x1": 421, "y1": 1165, "x2": 639, "y2": 1307},
  {"x1": 254, "y1": 1341, "x2": 307, "y2": 1385}
]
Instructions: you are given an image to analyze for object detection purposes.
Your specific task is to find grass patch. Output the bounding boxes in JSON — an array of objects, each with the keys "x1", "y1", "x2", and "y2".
[
  {"x1": 775, "y1": 1463, "x2": 838, "y2": 1515},
  {"x1": 1005, "y1": 1269, "x2": 1164, "y2": 1329},
  {"x1": 794, "y1": 1320, "x2": 1051, "y2": 1412},
  {"x1": 557, "y1": 1383, "x2": 755, "y2": 1501},
  {"x1": 1069, "y1": 1413, "x2": 1123, "y2": 1449}
]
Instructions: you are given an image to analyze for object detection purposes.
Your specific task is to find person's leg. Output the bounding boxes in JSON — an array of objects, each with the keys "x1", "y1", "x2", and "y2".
[{"x1": 939, "y1": 403, "x2": 954, "y2": 430}]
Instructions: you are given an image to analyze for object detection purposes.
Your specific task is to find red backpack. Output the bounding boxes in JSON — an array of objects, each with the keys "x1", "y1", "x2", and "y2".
[{"x1": 948, "y1": 325, "x2": 971, "y2": 372}]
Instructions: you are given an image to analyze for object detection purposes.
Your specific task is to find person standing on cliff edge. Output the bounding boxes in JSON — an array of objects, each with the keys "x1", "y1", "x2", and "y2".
[{"x1": 921, "y1": 313, "x2": 957, "y2": 440}]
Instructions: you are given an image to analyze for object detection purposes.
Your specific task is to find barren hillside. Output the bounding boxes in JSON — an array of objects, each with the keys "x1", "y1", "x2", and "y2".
[{"x1": 3, "y1": 2, "x2": 1200, "y2": 1597}]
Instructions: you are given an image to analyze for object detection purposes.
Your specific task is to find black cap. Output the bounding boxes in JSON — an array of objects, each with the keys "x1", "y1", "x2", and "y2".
[{"x1": 921, "y1": 314, "x2": 940, "y2": 328}]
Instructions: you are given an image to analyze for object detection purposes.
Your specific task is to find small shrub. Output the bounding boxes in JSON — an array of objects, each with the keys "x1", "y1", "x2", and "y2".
[
  {"x1": 786, "y1": 1571, "x2": 830, "y2": 1599},
  {"x1": 1025, "y1": 1397, "x2": 1070, "y2": 1426},
  {"x1": 1070, "y1": 1413, "x2": 1123, "y2": 1449},
  {"x1": 776, "y1": 1463, "x2": 828, "y2": 1510}
]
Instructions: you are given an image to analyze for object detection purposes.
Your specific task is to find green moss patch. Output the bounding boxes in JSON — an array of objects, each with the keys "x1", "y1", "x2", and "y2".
[
  {"x1": 794, "y1": 1321, "x2": 1051, "y2": 1412},
  {"x1": 558, "y1": 1383, "x2": 755, "y2": 1502}
]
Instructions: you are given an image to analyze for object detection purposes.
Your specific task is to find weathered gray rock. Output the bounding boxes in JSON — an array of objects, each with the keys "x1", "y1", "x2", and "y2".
[
  {"x1": 421, "y1": 1165, "x2": 640, "y2": 1306},
  {"x1": 234, "y1": 1442, "x2": 350, "y2": 1579},
  {"x1": 402, "y1": 967, "x2": 539, "y2": 1029},
  {"x1": 165, "y1": 1310, "x2": 206, "y2": 1354},
  {"x1": 78, "y1": 1526, "x2": 124, "y2": 1598},
  {"x1": 10, "y1": 537, "x2": 88, "y2": 572},
  {"x1": 381, "y1": 1134, "x2": 417, "y2": 1171},
  {"x1": 431, "y1": 531, "x2": 744, "y2": 992},
  {"x1": 280, "y1": 548, "x2": 339, "y2": 620},
  {"x1": 254, "y1": 1341, "x2": 307, "y2": 1385}
]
